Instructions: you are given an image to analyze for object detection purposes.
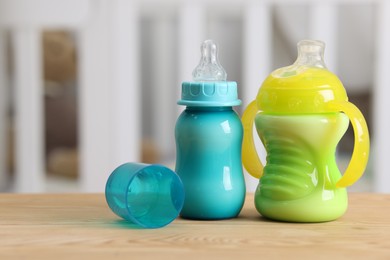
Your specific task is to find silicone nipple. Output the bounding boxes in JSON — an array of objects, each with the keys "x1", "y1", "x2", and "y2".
[
  {"x1": 295, "y1": 40, "x2": 327, "y2": 69},
  {"x1": 274, "y1": 40, "x2": 327, "y2": 78},
  {"x1": 192, "y1": 40, "x2": 227, "y2": 81}
]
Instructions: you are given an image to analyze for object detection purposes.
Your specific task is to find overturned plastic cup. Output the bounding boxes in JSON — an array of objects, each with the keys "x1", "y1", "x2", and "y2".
[{"x1": 105, "y1": 163, "x2": 185, "y2": 228}]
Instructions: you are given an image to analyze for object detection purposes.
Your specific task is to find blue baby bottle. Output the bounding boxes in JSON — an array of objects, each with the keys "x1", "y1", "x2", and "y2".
[{"x1": 175, "y1": 39, "x2": 245, "y2": 219}]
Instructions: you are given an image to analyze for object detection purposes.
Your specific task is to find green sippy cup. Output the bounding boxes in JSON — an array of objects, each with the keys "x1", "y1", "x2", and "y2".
[{"x1": 242, "y1": 40, "x2": 370, "y2": 222}]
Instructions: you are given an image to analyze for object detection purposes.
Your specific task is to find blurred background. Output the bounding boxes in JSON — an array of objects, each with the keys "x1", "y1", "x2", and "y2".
[{"x1": 0, "y1": 0, "x2": 388, "y2": 193}]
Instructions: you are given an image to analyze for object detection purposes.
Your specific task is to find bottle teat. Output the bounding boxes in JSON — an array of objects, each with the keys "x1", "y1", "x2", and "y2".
[
  {"x1": 295, "y1": 40, "x2": 327, "y2": 69},
  {"x1": 275, "y1": 40, "x2": 327, "y2": 78},
  {"x1": 192, "y1": 40, "x2": 227, "y2": 81}
]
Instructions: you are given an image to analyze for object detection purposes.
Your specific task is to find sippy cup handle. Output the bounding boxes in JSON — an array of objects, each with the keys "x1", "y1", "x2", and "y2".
[
  {"x1": 327, "y1": 100, "x2": 370, "y2": 188},
  {"x1": 242, "y1": 100, "x2": 263, "y2": 179}
]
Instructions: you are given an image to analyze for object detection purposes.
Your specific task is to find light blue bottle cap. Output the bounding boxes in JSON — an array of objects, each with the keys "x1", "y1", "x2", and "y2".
[
  {"x1": 178, "y1": 81, "x2": 241, "y2": 107},
  {"x1": 178, "y1": 39, "x2": 241, "y2": 107}
]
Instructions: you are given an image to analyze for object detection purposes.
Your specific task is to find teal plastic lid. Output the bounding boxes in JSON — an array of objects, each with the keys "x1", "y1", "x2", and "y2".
[
  {"x1": 178, "y1": 40, "x2": 241, "y2": 107},
  {"x1": 178, "y1": 81, "x2": 241, "y2": 107}
]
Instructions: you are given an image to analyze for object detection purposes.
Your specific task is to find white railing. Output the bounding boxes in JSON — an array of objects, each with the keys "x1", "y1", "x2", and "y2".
[{"x1": 0, "y1": 0, "x2": 388, "y2": 192}]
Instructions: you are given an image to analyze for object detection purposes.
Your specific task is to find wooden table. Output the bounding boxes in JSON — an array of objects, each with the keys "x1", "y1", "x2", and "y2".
[{"x1": 0, "y1": 193, "x2": 389, "y2": 259}]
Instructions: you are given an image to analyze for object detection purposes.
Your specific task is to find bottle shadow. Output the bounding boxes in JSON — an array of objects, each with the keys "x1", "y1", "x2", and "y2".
[{"x1": 102, "y1": 219, "x2": 144, "y2": 229}]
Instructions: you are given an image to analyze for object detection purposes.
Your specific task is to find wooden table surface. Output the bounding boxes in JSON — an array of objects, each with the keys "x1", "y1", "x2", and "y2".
[{"x1": 0, "y1": 193, "x2": 389, "y2": 259}]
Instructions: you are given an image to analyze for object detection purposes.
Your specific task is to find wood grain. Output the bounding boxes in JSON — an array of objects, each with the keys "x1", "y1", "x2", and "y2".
[{"x1": 0, "y1": 193, "x2": 389, "y2": 259}]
